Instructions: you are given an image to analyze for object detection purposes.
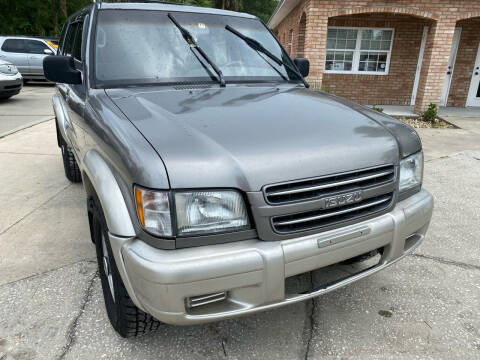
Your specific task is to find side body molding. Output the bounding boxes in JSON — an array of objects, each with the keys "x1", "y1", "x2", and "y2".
[{"x1": 83, "y1": 149, "x2": 136, "y2": 237}]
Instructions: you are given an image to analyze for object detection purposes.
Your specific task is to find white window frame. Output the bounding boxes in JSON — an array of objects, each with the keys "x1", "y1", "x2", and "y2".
[{"x1": 324, "y1": 26, "x2": 395, "y2": 75}]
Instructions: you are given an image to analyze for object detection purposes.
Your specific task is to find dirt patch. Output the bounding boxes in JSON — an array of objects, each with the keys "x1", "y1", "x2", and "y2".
[{"x1": 395, "y1": 116, "x2": 456, "y2": 129}]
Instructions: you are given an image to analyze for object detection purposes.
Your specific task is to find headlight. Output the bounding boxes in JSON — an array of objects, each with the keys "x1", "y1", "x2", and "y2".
[
  {"x1": 135, "y1": 186, "x2": 172, "y2": 237},
  {"x1": 0, "y1": 64, "x2": 18, "y2": 75},
  {"x1": 399, "y1": 151, "x2": 423, "y2": 192},
  {"x1": 175, "y1": 190, "x2": 249, "y2": 236}
]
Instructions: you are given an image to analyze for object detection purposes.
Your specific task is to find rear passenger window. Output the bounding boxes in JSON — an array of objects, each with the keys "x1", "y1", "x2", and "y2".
[
  {"x1": 26, "y1": 40, "x2": 49, "y2": 54},
  {"x1": 64, "y1": 23, "x2": 79, "y2": 56},
  {"x1": 1, "y1": 39, "x2": 27, "y2": 53}
]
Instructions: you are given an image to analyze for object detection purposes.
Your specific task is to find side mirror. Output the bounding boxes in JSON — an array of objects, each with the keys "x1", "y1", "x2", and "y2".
[
  {"x1": 44, "y1": 49, "x2": 54, "y2": 55},
  {"x1": 43, "y1": 55, "x2": 82, "y2": 84},
  {"x1": 294, "y1": 58, "x2": 310, "y2": 78}
]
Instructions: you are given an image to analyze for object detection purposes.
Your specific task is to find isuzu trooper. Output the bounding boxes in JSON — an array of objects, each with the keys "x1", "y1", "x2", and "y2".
[{"x1": 43, "y1": 0, "x2": 433, "y2": 337}]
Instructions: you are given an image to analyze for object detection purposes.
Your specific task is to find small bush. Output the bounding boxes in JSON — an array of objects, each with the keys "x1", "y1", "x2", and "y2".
[
  {"x1": 421, "y1": 103, "x2": 438, "y2": 122},
  {"x1": 372, "y1": 106, "x2": 384, "y2": 113}
]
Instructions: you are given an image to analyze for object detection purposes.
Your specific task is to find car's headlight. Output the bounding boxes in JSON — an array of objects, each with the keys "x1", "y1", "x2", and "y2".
[
  {"x1": 175, "y1": 190, "x2": 250, "y2": 236},
  {"x1": 0, "y1": 64, "x2": 18, "y2": 75},
  {"x1": 399, "y1": 151, "x2": 423, "y2": 192},
  {"x1": 135, "y1": 186, "x2": 172, "y2": 237},
  {"x1": 134, "y1": 187, "x2": 250, "y2": 237}
]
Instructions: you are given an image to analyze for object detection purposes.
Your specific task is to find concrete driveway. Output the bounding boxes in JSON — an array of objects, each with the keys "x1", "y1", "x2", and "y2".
[
  {"x1": 0, "y1": 89, "x2": 479, "y2": 359},
  {"x1": 0, "y1": 83, "x2": 55, "y2": 137}
]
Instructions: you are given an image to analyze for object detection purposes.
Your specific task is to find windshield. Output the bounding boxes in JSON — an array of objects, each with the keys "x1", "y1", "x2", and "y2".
[{"x1": 94, "y1": 10, "x2": 300, "y2": 87}]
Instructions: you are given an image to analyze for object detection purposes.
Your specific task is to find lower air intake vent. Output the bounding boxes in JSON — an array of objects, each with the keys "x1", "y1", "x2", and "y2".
[{"x1": 186, "y1": 292, "x2": 227, "y2": 309}]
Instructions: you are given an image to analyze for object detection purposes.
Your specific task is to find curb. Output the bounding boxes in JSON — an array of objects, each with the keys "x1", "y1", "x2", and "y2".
[
  {"x1": 436, "y1": 115, "x2": 462, "y2": 129},
  {"x1": 0, "y1": 116, "x2": 55, "y2": 139}
]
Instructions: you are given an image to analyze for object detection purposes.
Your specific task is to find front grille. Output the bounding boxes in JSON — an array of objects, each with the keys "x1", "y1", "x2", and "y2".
[
  {"x1": 272, "y1": 193, "x2": 394, "y2": 234},
  {"x1": 264, "y1": 164, "x2": 395, "y2": 205}
]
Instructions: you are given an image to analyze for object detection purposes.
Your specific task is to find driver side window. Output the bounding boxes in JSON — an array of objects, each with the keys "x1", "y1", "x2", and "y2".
[
  {"x1": 73, "y1": 21, "x2": 84, "y2": 61},
  {"x1": 26, "y1": 40, "x2": 49, "y2": 54},
  {"x1": 63, "y1": 22, "x2": 79, "y2": 56}
]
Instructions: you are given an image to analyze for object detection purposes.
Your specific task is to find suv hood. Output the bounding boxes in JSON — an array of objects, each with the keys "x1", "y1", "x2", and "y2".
[{"x1": 107, "y1": 85, "x2": 402, "y2": 191}]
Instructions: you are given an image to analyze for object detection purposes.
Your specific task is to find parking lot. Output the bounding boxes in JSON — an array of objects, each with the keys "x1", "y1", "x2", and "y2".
[{"x1": 0, "y1": 85, "x2": 479, "y2": 359}]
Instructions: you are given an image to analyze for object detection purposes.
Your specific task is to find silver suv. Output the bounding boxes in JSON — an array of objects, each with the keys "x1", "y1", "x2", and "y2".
[
  {"x1": 0, "y1": 36, "x2": 56, "y2": 80},
  {"x1": 43, "y1": 1, "x2": 434, "y2": 338}
]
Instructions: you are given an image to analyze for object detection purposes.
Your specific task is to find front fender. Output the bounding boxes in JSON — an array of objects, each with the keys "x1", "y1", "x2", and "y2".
[
  {"x1": 52, "y1": 92, "x2": 70, "y2": 147},
  {"x1": 83, "y1": 149, "x2": 135, "y2": 237}
]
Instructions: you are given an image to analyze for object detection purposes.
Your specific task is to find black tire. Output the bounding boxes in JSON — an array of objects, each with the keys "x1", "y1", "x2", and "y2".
[
  {"x1": 60, "y1": 136, "x2": 82, "y2": 183},
  {"x1": 0, "y1": 95, "x2": 12, "y2": 100},
  {"x1": 91, "y1": 200, "x2": 161, "y2": 338}
]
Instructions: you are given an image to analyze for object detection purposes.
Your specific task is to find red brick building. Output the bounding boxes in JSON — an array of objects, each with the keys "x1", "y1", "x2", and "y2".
[{"x1": 269, "y1": 0, "x2": 480, "y2": 111}]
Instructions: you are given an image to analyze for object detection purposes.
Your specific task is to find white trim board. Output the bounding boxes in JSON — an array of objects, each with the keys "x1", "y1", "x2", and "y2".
[
  {"x1": 411, "y1": 26, "x2": 429, "y2": 106},
  {"x1": 440, "y1": 27, "x2": 462, "y2": 106}
]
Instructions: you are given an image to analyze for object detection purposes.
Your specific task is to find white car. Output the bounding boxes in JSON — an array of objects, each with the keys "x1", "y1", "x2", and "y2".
[
  {"x1": 0, "y1": 36, "x2": 56, "y2": 81},
  {"x1": 0, "y1": 59, "x2": 22, "y2": 100}
]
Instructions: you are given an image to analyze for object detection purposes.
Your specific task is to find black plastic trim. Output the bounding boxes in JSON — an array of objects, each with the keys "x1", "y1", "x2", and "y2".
[{"x1": 397, "y1": 184, "x2": 422, "y2": 202}]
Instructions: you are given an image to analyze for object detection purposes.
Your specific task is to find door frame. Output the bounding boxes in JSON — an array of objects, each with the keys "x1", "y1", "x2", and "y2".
[
  {"x1": 411, "y1": 26, "x2": 429, "y2": 106},
  {"x1": 466, "y1": 42, "x2": 480, "y2": 107},
  {"x1": 440, "y1": 27, "x2": 462, "y2": 106}
]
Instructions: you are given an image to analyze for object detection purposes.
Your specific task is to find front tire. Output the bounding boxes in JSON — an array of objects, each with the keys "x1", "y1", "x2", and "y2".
[
  {"x1": 91, "y1": 200, "x2": 161, "y2": 338},
  {"x1": 59, "y1": 136, "x2": 82, "y2": 183}
]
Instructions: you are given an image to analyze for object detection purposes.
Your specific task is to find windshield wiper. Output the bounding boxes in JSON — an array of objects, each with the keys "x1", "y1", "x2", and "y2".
[
  {"x1": 168, "y1": 13, "x2": 226, "y2": 87},
  {"x1": 225, "y1": 25, "x2": 310, "y2": 88}
]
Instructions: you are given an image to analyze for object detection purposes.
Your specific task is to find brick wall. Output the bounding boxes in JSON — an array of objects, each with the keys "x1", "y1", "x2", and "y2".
[
  {"x1": 448, "y1": 17, "x2": 480, "y2": 106},
  {"x1": 274, "y1": 1, "x2": 309, "y2": 58},
  {"x1": 272, "y1": 0, "x2": 480, "y2": 110},
  {"x1": 322, "y1": 14, "x2": 430, "y2": 105}
]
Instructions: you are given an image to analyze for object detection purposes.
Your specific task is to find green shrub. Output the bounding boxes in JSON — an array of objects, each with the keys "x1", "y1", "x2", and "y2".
[
  {"x1": 372, "y1": 106, "x2": 384, "y2": 113},
  {"x1": 421, "y1": 103, "x2": 438, "y2": 122}
]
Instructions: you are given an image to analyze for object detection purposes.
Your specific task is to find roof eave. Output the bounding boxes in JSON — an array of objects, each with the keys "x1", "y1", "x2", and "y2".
[{"x1": 268, "y1": 0, "x2": 302, "y2": 29}]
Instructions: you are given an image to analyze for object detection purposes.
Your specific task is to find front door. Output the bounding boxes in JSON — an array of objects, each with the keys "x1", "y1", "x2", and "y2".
[
  {"x1": 466, "y1": 42, "x2": 480, "y2": 107},
  {"x1": 25, "y1": 40, "x2": 52, "y2": 76}
]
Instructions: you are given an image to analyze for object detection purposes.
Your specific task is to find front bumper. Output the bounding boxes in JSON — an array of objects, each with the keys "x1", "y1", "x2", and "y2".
[
  {"x1": 0, "y1": 73, "x2": 23, "y2": 97},
  {"x1": 110, "y1": 189, "x2": 433, "y2": 325}
]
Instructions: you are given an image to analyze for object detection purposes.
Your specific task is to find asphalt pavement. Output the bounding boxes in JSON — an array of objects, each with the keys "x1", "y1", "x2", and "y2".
[{"x1": 0, "y1": 88, "x2": 479, "y2": 360}]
